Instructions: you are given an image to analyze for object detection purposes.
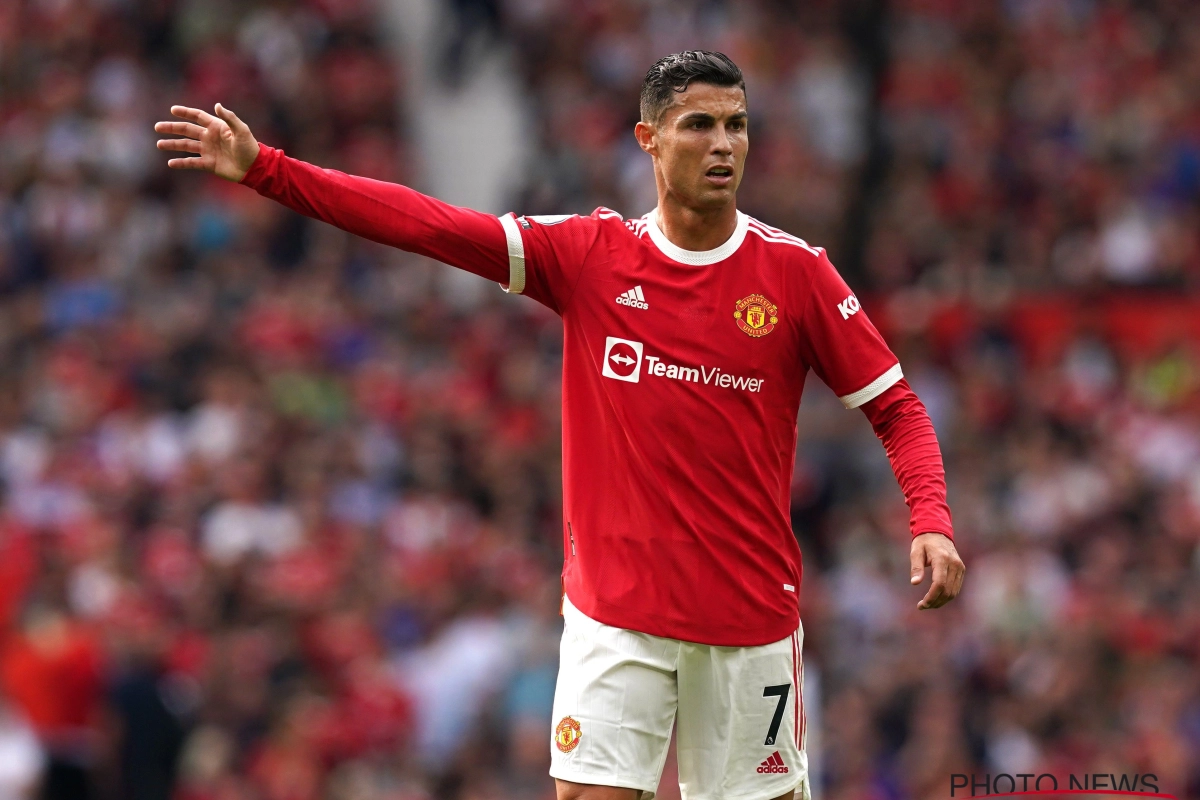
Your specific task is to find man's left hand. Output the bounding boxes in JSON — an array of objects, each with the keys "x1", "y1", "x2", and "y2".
[{"x1": 909, "y1": 532, "x2": 965, "y2": 610}]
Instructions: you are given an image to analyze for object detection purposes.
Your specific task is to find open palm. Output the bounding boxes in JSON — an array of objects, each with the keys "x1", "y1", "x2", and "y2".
[{"x1": 154, "y1": 104, "x2": 260, "y2": 182}]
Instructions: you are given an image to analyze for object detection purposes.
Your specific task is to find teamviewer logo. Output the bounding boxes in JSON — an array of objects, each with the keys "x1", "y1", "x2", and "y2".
[{"x1": 602, "y1": 337, "x2": 643, "y2": 383}]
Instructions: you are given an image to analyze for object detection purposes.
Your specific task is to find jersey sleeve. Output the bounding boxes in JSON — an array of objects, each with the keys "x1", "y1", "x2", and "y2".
[
  {"x1": 497, "y1": 210, "x2": 611, "y2": 314},
  {"x1": 241, "y1": 144, "x2": 509, "y2": 283},
  {"x1": 861, "y1": 380, "x2": 954, "y2": 539},
  {"x1": 796, "y1": 251, "x2": 902, "y2": 408}
]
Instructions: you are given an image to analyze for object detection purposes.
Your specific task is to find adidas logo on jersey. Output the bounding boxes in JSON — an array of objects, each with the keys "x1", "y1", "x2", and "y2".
[
  {"x1": 757, "y1": 752, "x2": 789, "y2": 774},
  {"x1": 616, "y1": 286, "x2": 648, "y2": 310}
]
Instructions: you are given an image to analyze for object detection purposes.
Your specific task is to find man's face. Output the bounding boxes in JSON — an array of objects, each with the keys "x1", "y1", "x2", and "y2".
[{"x1": 636, "y1": 83, "x2": 748, "y2": 210}]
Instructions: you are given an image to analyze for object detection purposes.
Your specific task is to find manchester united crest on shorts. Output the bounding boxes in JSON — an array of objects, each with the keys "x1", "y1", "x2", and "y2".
[
  {"x1": 734, "y1": 294, "x2": 779, "y2": 337},
  {"x1": 554, "y1": 716, "x2": 582, "y2": 753}
]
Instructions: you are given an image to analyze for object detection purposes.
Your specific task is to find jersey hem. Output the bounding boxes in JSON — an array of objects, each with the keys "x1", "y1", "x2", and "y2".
[
  {"x1": 838, "y1": 363, "x2": 903, "y2": 409},
  {"x1": 569, "y1": 590, "x2": 800, "y2": 648}
]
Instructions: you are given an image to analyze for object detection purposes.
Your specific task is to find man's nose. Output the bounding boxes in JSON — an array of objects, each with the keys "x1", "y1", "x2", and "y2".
[{"x1": 711, "y1": 126, "x2": 733, "y2": 155}]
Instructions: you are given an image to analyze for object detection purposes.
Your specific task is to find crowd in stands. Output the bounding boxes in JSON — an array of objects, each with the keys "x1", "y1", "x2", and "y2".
[{"x1": 0, "y1": 0, "x2": 1197, "y2": 799}]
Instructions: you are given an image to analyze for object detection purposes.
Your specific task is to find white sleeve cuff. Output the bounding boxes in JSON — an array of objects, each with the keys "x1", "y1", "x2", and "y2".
[
  {"x1": 838, "y1": 363, "x2": 903, "y2": 409},
  {"x1": 497, "y1": 214, "x2": 526, "y2": 294}
]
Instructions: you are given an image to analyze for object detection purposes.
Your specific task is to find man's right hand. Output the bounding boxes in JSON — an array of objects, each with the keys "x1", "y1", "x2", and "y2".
[{"x1": 154, "y1": 104, "x2": 260, "y2": 182}]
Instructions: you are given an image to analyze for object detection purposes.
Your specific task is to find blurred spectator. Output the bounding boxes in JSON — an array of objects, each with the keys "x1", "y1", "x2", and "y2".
[
  {"x1": 0, "y1": 697, "x2": 44, "y2": 800},
  {"x1": 0, "y1": 603, "x2": 103, "y2": 799}
]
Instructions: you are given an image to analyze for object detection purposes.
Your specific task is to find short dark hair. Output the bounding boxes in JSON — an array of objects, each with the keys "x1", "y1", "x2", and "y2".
[{"x1": 640, "y1": 51, "x2": 746, "y2": 124}]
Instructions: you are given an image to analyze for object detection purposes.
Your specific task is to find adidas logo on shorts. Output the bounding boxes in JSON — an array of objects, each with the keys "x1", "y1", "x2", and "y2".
[
  {"x1": 616, "y1": 285, "x2": 648, "y2": 309},
  {"x1": 757, "y1": 751, "x2": 789, "y2": 774}
]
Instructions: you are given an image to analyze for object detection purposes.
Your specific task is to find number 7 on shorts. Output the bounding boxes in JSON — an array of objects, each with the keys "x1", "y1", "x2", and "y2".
[{"x1": 762, "y1": 684, "x2": 790, "y2": 746}]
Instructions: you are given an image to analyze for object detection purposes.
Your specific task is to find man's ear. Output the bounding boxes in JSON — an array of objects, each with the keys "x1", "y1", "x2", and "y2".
[{"x1": 634, "y1": 120, "x2": 657, "y2": 156}]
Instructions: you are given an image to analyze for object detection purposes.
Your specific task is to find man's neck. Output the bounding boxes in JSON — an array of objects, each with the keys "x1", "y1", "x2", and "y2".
[{"x1": 656, "y1": 195, "x2": 738, "y2": 252}]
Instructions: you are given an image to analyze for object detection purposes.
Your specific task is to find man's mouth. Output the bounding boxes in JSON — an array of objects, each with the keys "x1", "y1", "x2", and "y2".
[{"x1": 706, "y1": 166, "x2": 733, "y2": 177}]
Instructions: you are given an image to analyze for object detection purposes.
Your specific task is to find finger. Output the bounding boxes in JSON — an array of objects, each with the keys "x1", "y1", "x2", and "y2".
[
  {"x1": 918, "y1": 581, "x2": 947, "y2": 610},
  {"x1": 919, "y1": 558, "x2": 950, "y2": 609},
  {"x1": 154, "y1": 121, "x2": 205, "y2": 138},
  {"x1": 948, "y1": 560, "x2": 965, "y2": 599},
  {"x1": 214, "y1": 103, "x2": 248, "y2": 133},
  {"x1": 909, "y1": 540, "x2": 926, "y2": 585},
  {"x1": 171, "y1": 105, "x2": 216, "y2": 126},
  {"x1": 167, "y1": 157, "x2": 210, "y2": 170},
  {"x1": 157, "y1": 139, "x2": 202, "y2": 154}
]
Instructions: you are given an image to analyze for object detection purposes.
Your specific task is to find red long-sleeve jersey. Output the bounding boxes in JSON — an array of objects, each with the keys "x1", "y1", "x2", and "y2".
[{"x1": 242, "y1": 143, "x2": 953, "y2": 646}]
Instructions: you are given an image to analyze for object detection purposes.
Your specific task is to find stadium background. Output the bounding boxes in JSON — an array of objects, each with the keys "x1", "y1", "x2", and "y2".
[{"x1": 0, "y1": 0, "x2": 1198, "y2": 798}]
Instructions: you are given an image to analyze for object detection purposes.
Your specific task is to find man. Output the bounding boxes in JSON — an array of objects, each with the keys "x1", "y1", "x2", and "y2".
[{"x1": 156, "y1": 50, "x2": 964, "y2": 800}]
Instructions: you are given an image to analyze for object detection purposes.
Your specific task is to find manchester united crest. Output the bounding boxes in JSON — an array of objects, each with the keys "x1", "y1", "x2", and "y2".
[
  {"x1": 734, "y1": 294, "x2": 779, "y2": 337},
  {"x1": 554, "y1": 716, "x2": 582, "y2": 753}
]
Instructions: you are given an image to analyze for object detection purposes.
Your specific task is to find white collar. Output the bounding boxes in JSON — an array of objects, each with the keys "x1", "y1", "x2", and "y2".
[{"x1": 645, "y1": 209, "x2": 749, "y2": 265}]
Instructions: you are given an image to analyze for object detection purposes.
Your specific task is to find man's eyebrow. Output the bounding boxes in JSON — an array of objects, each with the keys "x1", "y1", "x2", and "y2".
[{"x1": 677, "y1": 110, "x2": 748, "y2": 124}]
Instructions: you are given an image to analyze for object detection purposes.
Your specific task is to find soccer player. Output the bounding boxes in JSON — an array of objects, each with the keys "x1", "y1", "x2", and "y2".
[{"x1": 156, "y1": 50, "x2": 963, "y2": 800}]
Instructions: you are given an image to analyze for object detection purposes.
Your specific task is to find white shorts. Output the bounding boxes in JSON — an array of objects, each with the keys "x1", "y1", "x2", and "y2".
[{"x1": 550, "y1": 596, "x2": 809, "y2": 800}]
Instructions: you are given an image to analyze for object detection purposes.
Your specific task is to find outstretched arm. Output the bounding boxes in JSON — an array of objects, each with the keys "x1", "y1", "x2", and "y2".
[
  {"x1": 860, "y1": 380, "x2": 965, "y2": 610},
  {"x1": 155, "y1": 105, "x2": 509, "y2": 284}
]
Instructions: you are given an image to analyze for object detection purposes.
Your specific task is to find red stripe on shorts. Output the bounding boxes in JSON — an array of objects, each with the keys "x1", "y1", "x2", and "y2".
[
  {"x1": 799, "y1": 647, "x2": 806, "y2": 746},
  {"x1": 791, "y1": 632, "x2": 799, "y2": 748}
]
